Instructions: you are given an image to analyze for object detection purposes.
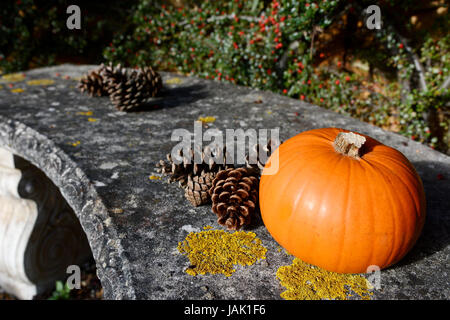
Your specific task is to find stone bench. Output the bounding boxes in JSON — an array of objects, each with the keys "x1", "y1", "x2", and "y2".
[{"x1": 0, "y1": 64, "x2": 448, "y2": 299}]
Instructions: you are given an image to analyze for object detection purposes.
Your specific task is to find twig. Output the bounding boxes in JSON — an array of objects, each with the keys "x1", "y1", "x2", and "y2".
[
  {"x1": 396, "y1": 33, "x2": 428, "y2": 92},
  {"x1": 277, "y1": 41, "x2": 299, "y2": 73},
  {"x1": 206, "y1": 14, "x2": 260, "y2": 23},
  {"x1": 179, "y1": 14, "x2": 260, "y2": 27},
  {"x1": 439, "y1": 76, "x2": 450, "y2": 91}
]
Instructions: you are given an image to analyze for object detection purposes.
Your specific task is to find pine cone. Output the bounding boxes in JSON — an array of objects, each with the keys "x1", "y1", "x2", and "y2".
[
  {"x1": 140, "y1": 66, "x2": 163, "y2": 97},
  {"x1": 245, "y1": 139, "x2": 281, "y2": 173},
  {"x1": 155, "y1": 145, "x2": 233, "y2": 187},
  {"x1": 209, "y1": 167, "x2": 259, "y2": 230},
  {"x1": 78, "y1": 66, "x2": 108, "y2": 97},
  {"x1": 102, "y1": 64, "x2": 162, "y2": 111},
  {"x1": 184, "y1": 172, "x2": 216, "y2": 206}
]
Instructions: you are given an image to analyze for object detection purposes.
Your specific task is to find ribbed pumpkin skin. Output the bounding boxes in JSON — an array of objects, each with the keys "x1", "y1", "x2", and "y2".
[{"x1": 260, "y1": 128, "x2": 426, "y2": 273}]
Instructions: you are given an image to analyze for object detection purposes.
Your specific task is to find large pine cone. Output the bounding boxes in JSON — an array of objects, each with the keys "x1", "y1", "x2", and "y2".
[
  {"x1": 78, "y1": 66, "x2": 108, "y2": 97},
  {"x1": 102, "y1": 64, "x2": 162, "y2": 111},
  {"x1": 184, "y1": 172, "x2": 216, "y2": 207},
  {"x1": 209, "y1": 167, "x2": 259, "y2": 230}
]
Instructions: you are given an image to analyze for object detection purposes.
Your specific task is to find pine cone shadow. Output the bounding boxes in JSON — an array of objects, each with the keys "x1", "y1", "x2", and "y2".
[
  {"x1": 124, "y1": 84, "x2": 208, "y2": 112},
  {"x1": 243, "y1": 202, "x2": 264, "y2": 231}
]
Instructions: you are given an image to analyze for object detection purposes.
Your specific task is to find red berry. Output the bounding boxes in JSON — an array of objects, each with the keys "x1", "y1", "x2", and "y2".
[
  {"x1": 399, "y1": 43, "x2": 404, "y2": 49},
  {"x1": 283, "y1": 89, "x2": 287, "y2": 94},
  {"x1": 300, "y1": 95, "x2": 305, "y2": 100},
  {"x1": 335, "y1": 80, "x2": 340, "y2": 85}
]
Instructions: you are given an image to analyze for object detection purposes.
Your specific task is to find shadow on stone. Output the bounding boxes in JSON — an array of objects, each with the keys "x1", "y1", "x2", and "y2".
[
  {"x1": 128, "y1": 83, "x2": 208, "y2": 112},
  {"x1": 390, "y1": 160, "x2": 450, "y2": 269},
  {"x1": 244, "y1": 203, "x2": 264, "y2": 231}
]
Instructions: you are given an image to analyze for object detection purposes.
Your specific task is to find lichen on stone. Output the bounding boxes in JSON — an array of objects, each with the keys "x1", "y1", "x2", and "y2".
[
  {"x1": 165, "y1": 77, "x2": 183, "y2": 84},
  {"x1": 276, "y1": 258, "x2": 373, "y2": 300},
  {"x1": 10, "y1": 88, "x2": 25, "y2": 93},
  {"x1": 26, "y1": 79, "x2": 55, "y2": 86},
  {"x1": 197, "y1": 116, "x2": 216, "y2": 123},
  {"x1": 177, "y1": 228, "x2": 267, "y2": 277},
  {"x1": 1, "y1": 73, "x2": 25, "y2": 82},
  {"x1": 76, "y1": 111, "x2": 93, "y2": 116}
]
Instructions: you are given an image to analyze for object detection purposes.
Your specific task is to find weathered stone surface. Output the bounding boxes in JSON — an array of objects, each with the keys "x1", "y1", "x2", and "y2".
[{"x1": 0, "y1": 64, "x2": 448, "y2": 299}]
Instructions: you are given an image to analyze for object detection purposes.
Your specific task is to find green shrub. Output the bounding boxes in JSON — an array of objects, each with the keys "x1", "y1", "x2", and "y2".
[
  {"x1": 0, "y1": 0, "x2": 137, "y2": 73},
  {"x1": 104, "y1": 0, "x2": 449, "y2": 153}
]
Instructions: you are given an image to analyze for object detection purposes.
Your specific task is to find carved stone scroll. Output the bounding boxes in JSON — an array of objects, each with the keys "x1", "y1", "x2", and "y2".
[{"x1": 0, "y1": 148, "x2": 92, "y2": 299}]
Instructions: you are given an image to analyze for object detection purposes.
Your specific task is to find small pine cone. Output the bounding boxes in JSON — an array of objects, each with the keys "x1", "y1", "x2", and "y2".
[
  {"x1": 103, "y1": 64, "x2": 162, "y2": 111},
  {"x1": 78, "y1": 66, "x2": 108, "y2": 97},
  {"x1": 140, "y1": 66, "x2": 163, "y2": 97},
  {"x1": 184, "y1": 172, "x2": 216, "y2": 206},
  {"x1": 209, "y1": 167, "x2": 259, "y2": 230},
  {"x1": 155, "y1": 145, "x2": 234, "y2": 187},
  {"x1": 246, "y1": 139, "x2": 281, "y2": 173}
]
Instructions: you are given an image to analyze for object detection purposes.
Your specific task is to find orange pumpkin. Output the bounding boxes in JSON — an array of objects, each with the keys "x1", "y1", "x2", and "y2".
[{"x1": 260, "y1": 128, "x2": 426, "y2": 273}]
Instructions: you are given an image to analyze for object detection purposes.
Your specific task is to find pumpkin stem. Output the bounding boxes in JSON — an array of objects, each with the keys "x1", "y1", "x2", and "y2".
[{"x1": 333, "y1": 132, "x2": 366, "y2": 159}]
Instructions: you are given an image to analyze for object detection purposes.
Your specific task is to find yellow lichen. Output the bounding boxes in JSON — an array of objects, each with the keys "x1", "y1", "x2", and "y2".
[
  {"x1": 26, "y1": 79, "x2": 55, "y2": 86},
  {"x1": 76, "y1": 111, "x2": 93, "y2": 116},
  {"x1": 87, "y1": 117, "x2": 98, "y2": 122},
  {"x1": 197, "y1": 116, "x2": 216, "y2": 123},
  {"x1": 178, "y1": 229, "x2": 267, "y2": 277},
  {"x1": 69, "y1": 141, "x2": 81, "y2": 147},
  {"x1": 276, "y1": 258, "x2": 373, "y2": 300},
  {"x1": 203, "y1": 225, "x2": 213, "y2": 230},
  {"x1": 1, "y1": 73, "x2": 25, "y2": 83},
  {"x1": 165, "y1": 77, "x2": 183, "y2": 84},
  {"x1": 148, "y1": 175, "x2": 161, "y2": 180},
  {"x1": 10, "y1": 88, "x2": 25, "y2": 93}
]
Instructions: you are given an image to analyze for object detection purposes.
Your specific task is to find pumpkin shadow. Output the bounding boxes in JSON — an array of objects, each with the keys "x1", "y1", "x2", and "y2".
[
  {"x1": 389, "y1": 160, "x2": 450, "y2": 269},
  {"x1": 125, "y1": 84, "x2": 208, "y2": 112}
]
